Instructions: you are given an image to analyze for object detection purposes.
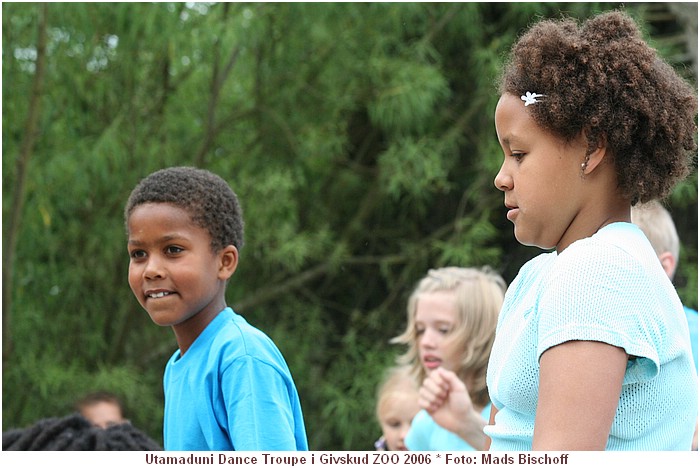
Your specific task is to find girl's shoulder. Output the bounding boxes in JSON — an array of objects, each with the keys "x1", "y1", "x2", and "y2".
[
  {"x1": 502, "y1": 251, "x2": 557, "y2": 307},
  {"x1": 512, "y1": 250, "x2": 557, "y2": 285},
  {"x1": 556, "y1": 222, "x2": 654, "y2": 274}
]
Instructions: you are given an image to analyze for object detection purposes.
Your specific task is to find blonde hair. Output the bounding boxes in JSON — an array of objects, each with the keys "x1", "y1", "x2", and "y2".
[
  {"x1": 391, "y1": 266, "x2": 505, "y2": 407},
  {"x1": 375, "y1": 365, "x2": 419, "y2": 421},
  {"x1": 631, "y1": 200, "x2": 680, "y2": 277}
]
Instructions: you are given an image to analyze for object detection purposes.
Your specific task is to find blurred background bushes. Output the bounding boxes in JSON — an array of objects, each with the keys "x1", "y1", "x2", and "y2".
[{"x1": 3, "y1": 2, "x2": 696, "y2": 449}]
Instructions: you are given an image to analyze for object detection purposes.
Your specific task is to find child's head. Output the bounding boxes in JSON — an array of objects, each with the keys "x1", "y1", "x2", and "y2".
[
  {"x1": 392, "y1": 267, "x2": 505, "y2": 407},
  {"x1": 375, "y1": 365, "x2": 420, "y2": 451},
  {"x1": 631, "y1": 200, "x2": 680, "y2": 279},
  {"x1": 3, "y1": 413, "x2": 162, "y2": 450},
  {"x1": 498, "y1": 10, "x2": 696, "y2": 205},
  {"x1": 75, "y1": 391, "x2": 126, "y2": 429},
  {"x1": 125, "y1": 166, "x2": 244, "y2": 252},
  {"x1": 125, "y1": 167, "x2": 243, "y2": 330}
]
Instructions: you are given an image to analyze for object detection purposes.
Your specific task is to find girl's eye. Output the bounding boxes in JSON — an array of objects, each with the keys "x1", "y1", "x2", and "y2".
[
  {"x1": 511, "y1": 152, "x2": 526, "y2": 162},
  {"x1": 415, "y1": 327, "x2": 425, "y2": 336},
  {"x1": 166, "y1": 246, "x2": 184, "y2": 255},
  {"x1": 439, "y1": 327, "x2": 452, "y2": 335}
]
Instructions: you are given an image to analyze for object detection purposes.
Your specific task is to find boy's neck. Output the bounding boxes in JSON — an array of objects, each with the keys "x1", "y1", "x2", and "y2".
[{"x1": 172, "y1": 301, "x2": 228, "y2": 355}]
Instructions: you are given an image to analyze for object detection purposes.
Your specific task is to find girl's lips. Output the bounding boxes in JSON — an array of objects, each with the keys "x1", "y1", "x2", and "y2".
[
  {"x1": 423, "y1": 356, "x2": 442, "y2": 370},
  {"x1": 506, "y1": 207, "x2": 519, "y2": 222}
]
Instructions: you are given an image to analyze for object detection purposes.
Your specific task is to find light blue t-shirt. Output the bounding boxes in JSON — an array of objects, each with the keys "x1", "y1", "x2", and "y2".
[
  {"x1": 485, "y1": 223, "x2": 698, "y2": 450},
  {"x1": 163, "y1": 308, "x2": 308, "y2": 451},
  {"x1": 406, "y1": 404, "x2": 492, "y2": 450}
]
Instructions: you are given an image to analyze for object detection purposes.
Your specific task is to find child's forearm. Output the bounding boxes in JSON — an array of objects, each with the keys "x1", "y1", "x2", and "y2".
[{"x1": 454, "y1": 409, "x2": 488, "y2": 450}]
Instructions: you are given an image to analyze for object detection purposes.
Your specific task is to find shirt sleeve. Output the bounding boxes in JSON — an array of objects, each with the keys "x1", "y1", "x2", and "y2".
[
  {"x1": 537, "y1": 241, "x2": 661, "y2": 384},
  {"x1": 221, "y1": 355, "x2": 298, "y2": 450}
]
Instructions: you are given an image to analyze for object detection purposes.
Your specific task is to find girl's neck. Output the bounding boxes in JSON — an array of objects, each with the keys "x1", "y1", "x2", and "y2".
[
  {"x1": 461, "y1": 372, "x2": 487, "y2": 413},
  {"x1": 557, "y1": 192, "x2": 631, "y2": 254}
]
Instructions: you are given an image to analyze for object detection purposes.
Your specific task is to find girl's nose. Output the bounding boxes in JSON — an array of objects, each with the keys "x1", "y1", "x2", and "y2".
[
  {"x1": 494, "y1": 159, "x2": 513, "y2": 192},
  {"x1": 420, "y1": 329, "x2": 437, "y2": 349}
]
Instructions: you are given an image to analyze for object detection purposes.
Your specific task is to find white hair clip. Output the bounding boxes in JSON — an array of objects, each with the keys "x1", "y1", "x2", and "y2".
[{"x1": 521, "y1": 92, "x2": 545, "y2": 106}]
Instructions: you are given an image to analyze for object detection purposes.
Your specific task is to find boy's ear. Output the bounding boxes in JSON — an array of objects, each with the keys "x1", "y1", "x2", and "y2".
[
  {"x1": 658, "y1": 251, "x2": 677, "y2": 280},
  {"x1": 218, "y1": 245, "x2": 239, "y2": 280}
]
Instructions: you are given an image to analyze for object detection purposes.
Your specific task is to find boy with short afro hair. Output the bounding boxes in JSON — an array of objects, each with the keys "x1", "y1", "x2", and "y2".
[{"x1": 125, "y1": 166, "x2": 308, "y2": 451}]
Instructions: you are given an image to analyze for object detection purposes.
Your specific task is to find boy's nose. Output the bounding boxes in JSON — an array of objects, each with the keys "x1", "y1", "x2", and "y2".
[{"x1": 144, "y1": 258, "x2": 165, "y2": 280}]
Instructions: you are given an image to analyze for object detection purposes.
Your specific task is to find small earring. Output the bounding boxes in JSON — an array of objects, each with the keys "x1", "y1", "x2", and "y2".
[{"x1": 581, "y1": 155, "x2": 590, "y2": 173}]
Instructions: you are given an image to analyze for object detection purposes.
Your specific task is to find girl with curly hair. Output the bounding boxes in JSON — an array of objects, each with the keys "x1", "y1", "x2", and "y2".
[{"x1": 418, "y1": 10, "x2": 697, "y2": 451}]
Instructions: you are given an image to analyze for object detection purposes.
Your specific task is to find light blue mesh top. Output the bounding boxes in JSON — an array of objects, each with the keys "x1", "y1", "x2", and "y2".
[{"x1": 485, "y1": 223, "x2": 697, "y2": 450}]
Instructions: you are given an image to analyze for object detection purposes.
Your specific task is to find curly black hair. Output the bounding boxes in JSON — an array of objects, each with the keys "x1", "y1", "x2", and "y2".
[
  {"x1": 124, "y1": 166, "x2": 244, "y2": 251},
  {"x1": 499, "y1": 10, "x2": 697, "y2": 204},
  {"x1": 2, "y1": 413, "x2": 162, "y2": 450}
]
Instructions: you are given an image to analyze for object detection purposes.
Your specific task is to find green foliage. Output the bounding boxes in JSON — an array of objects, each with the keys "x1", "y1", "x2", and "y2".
[
  {"x1": 368, "y1": 57, "x2": 449, "y2": 135},
  {"x1": 670, "y1": 173, "x2": 699, "y2": 310},
  {"x1": 3, "y1": 2, "x2": 696, "y2": 450},
  {"x1": 378, "y1": 137, "x2": 455, "y2": 200}
]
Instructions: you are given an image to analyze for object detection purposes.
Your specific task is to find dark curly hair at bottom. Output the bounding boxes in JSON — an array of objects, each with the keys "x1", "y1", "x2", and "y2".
[
  {"x1": 2, "y1": 413, "x2": 162, "y2": 450},
  {"x1": 500, "y1": 10, "x2": 697, "y2": 204}
]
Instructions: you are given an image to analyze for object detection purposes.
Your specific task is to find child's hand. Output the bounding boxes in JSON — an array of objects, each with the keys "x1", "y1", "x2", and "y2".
[{"x1": 418, "y1": 367, "x2": 474, "y2": 433}]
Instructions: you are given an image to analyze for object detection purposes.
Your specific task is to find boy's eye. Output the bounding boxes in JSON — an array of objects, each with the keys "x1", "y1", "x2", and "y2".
[
  {"x1": 130, "y1": 250, "x2": 146, "y2": 259},
  {"x1": 165, "y1": 246, "x2": 183, "y2": 255},
  {"x1": 511, "y1": 152, "x2": 525, "y2": 162}
]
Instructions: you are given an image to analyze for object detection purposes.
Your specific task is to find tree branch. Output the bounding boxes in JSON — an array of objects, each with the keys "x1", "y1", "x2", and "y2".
[
  {"x1": 3, "y1": 3, "x2": 48, "y2": 365},
  {"x1": 232, "y1": 253, "x2": 407, "y2": 312},
  {"x1": 194, "y1": 3, "x2": 243, "y2": 166}
]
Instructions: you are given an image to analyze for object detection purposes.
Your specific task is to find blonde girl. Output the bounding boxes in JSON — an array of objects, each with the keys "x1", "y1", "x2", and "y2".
[
  {"x1": 392, "y1": 266, "x2": 505, "y2": 450},
  {"x1": 374, "y1": 365, "x2": 420, "y2": 451}
]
